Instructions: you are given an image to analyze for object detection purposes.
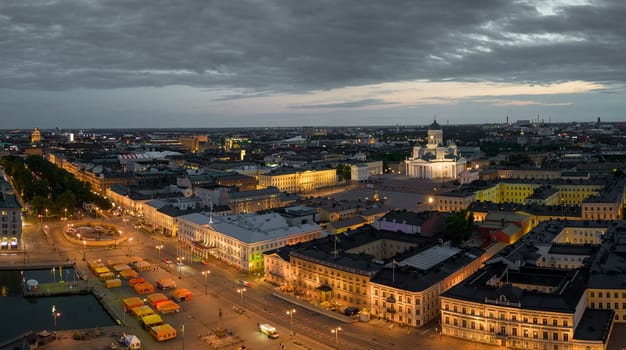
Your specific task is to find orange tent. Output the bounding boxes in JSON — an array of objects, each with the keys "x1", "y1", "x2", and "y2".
[
  {"x1": 122, "y1": 297, "x2": 144, "y2": 311},
  {"x1": 156, "y1": 300, "x2": 180, "y2": 314},
  {"x1": 171, "y1": 288, "x2": 193, "y2": 302},
  {"x1": 119, "y1": 268, "x2": 138, "y2": 279},
  {"x1": 133, "y1": 282, "x2": 155, "y2": 295},
  {"x1": 146, "y1": 293, "x2": 168, "y2": 306}
]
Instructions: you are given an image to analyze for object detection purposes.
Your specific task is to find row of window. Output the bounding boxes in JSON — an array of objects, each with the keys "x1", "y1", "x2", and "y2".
[
  {"x1": 444, "y1": 305, "x2": 570, "y2": 326},
  {"x1": 590, "y1": 302, "x2": 626, "y2": 309},
  {"x1": 590, "y1": 291, "x2": 626, "y2": 298},
  {"x1": 444, "y1": 317, "x2": 570, "y2": 341}
]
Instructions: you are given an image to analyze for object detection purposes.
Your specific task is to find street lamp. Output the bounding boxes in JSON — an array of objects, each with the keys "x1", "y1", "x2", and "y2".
[
  {"x1": 82, "y1": 240, "x2": 87, "y2": 261},
  {"x1": 331, "y1": 326, "x2": 342, "y2": 350},
  {"x1": 51, "y1": 305, "x2": 61, "y2": 333},
  {"x1": 156, "y1": 244, "x2": 164, "y2": 260},
  {"x1": 237, "y1": 287, "x2": 246, "y2": 305},
  {"x1": 286, "y1": 308, "x2": 296, "y2": 337},
  {"x1": 181, "y1": 324, "x2": 185, "y2": 350},
  {"x1": 64, "y1": 208, "x2": 68, "y2": 221},
  {"x1": 127, "y1": 237, "x2": 133, "y2": 257},
  {"x1": 45, "y1": 208, "x2": 48, "y2": 221},
  {"x1": 177, "y1": 256, "x2": 184, "y2": 279},
  {"x1": 202, "y1": 270, "x2": 210, "y2": 295}
]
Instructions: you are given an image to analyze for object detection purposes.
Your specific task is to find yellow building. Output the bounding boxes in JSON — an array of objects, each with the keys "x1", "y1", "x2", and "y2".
[
  {"x1": 440, "y1": 263, "x2": 611, "y2": 350},
  {"x1": 370, "y1": 245, "x2": 485, "y2": 327},
  {"x1": 258, "y1": 167, "x2": 337, "y2": 193},
  {"x1": 264, "y1": 226, "x2": 485, "y2": 328},
  {"x1": 30, "y1": 128, "x2": 41, "y2": 144},
  {"x1": 434, "y1": 177, "x2": 621, "y2": 220},
  {"x1": 441, "y1": 220, "x2": 626, "y2": 350}
]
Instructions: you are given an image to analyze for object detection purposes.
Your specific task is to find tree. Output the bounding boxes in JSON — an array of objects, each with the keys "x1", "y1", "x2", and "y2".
[
  {"x1": 336, "y1": 164, "x2": 351, "y2": 180},
  {"x1": 443, "y1": 210, "x2": 474, "y2": 243}
]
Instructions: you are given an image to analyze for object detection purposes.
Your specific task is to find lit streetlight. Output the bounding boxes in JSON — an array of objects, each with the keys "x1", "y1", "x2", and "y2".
[
  {"x1": 82, "y1": 240, "x2": 87, "y2": 261},
  {"x1": 202, "y1": 270, "x2": 210, "y2": 295},
  {"x1": 331, "y1": 326, "x2": 342, "y2": 350},
  {"x1": 127, "y1": 236, "x2": 133, "y2": 257},
  {"x1": 51, "y1": 305, "x2": 61, "y2": 333},
  {"x1": 181, "y1": 324, "x2": 185, "y2": 350},
  {"x1": 286, "y1": 308, "x2": 296, "y2": 337},
  {"x1": 237, "y1": 287, "x2": 246, "y2": 305},
  {"x1": 177, "y1": 256, "x2": 184, "y2": 279},
  {"x1": 156, "y1": 244, "x2": 164, "y2": 260},
  {"x1": 64, "y1": 208, "x2": 68, "y2": 221}
]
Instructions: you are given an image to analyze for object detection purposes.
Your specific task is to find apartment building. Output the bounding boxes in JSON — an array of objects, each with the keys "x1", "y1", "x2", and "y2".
[
  {"x1": 0, "y1": 174, "x2": 21, "y2": 250},
  {"x1": 264, "y1": 226, "x2": 484, "y2": 328}
]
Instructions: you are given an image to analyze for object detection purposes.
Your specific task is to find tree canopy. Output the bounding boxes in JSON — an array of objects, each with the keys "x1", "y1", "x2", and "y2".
[
  {"x1": 443, "y1": 210, "x2": 475, "y2": 243},
  {"x1": 1, "y1": 155, "x2": 111, "y2": 216}
]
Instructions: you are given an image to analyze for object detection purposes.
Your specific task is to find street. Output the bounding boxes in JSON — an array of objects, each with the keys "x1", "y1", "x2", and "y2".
[{"x1": 7, "y1": 213, "x2": 501, "y2": 350}]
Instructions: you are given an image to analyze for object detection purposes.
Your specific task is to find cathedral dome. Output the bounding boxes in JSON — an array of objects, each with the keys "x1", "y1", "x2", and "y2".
[{"x1": 428, "y1": 120, "x2": 441, "y2": 130}]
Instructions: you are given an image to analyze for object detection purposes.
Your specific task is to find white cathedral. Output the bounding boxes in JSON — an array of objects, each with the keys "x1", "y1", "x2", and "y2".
[{"x1": 404, "y1": 120, "x2": 466, "y2": 179}]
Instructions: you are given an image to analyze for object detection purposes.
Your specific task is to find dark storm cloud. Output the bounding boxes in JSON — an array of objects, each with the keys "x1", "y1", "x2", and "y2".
[{"x1": 1, "y1": 0, "x2": 625, "y2": 92}]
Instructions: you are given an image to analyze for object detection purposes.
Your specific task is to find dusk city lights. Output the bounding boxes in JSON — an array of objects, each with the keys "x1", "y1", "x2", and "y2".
[{"x1": 1, "y1": 1, "x2": 625, "y2": 350}]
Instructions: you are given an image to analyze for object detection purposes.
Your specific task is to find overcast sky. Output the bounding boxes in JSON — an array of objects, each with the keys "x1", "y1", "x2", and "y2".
[{"x1": 1, "y1": 0, "x2": 625, "y2": 129}]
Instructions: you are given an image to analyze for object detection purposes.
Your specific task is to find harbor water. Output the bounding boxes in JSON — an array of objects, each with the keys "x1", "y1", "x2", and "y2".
[{"x1": 0, "y1": 268, "x2": 116, "y2": 343}]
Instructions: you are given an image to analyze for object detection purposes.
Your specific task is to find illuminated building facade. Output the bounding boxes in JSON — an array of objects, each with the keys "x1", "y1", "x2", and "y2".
[
  {"x1": 30, "y1": 127, "x2": 41, "y2": 144},
  {"x1": 440, "y1": 220, "x2": 626, "y2": 349},
  {"x1": 440, "y1": 263, "x2": 611, "y2": 350},
  {"x1": 405, "y1": 120, "x2": 466, "y2": 179},
  {"x1": 258, "y1": 167, "x2": 337, "y2": 193},
  {"x1": 264, "y1": 226, "x2": 485, "y2": 328},
  {"x1": 0, "y1": 174, "x2": 22, "y2": 250},
  {"x1": 177, "y1": 211, "x2": 322, "y2": 272},
  {"x1": 433, "y1": 177, "x2": 623, "y2": 222}
]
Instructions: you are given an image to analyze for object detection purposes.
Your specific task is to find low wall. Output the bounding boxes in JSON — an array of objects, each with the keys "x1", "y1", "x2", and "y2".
[{"x1": 63, "y1": 222, "x2": 127, "y2": 247}]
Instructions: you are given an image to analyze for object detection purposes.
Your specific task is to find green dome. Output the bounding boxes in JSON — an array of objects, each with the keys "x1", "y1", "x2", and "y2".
[{"x1": 428, "y1": 119, "x2": 441, "y2": 130}]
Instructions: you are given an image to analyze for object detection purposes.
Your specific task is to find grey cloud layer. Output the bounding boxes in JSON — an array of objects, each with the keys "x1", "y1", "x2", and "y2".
[{"x1": 1, "y1": 0, "x2": 625, "y2": 91}]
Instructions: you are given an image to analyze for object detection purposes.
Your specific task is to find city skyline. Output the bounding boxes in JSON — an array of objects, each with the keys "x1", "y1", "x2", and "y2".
[{"x1": 1, "y1": 0, "x2": 625, "y2": 128}]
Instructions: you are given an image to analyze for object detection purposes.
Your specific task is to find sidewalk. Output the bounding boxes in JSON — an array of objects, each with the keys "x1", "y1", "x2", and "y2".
[{"x1": 36, "y1": 327, "x2": 125, "y2": 350}]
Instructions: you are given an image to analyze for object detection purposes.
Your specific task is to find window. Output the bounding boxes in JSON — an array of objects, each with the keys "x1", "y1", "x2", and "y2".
[{"x1": 563, "y1": 334, "x2": 568, "y2": 341}]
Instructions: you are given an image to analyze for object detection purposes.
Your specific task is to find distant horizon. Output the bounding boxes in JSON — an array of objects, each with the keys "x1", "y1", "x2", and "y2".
[{"x1": 5, "y1": 118, "x2": 622, "y2": 132}]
